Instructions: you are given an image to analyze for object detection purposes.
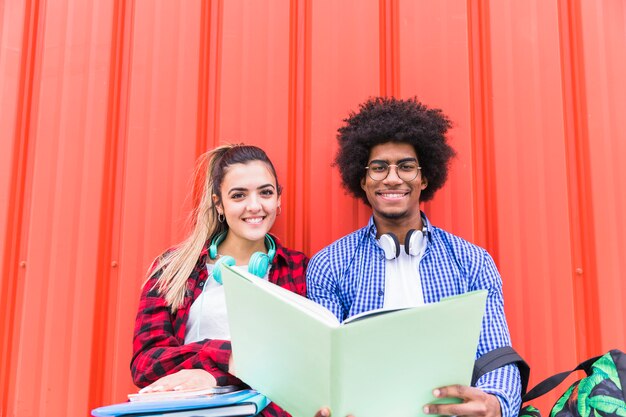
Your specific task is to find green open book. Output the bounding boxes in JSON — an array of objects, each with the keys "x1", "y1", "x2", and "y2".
[{"x1": 222, "y1": 265, "x2": 487, "y2": 417}]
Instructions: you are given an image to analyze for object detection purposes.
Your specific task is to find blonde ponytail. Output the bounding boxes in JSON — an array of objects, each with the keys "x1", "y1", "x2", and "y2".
[{"x1": 148, "y1": 146, "x2": 230, "y2": 311}]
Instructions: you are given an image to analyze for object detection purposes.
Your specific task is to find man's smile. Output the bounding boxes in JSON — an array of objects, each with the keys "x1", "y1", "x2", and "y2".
[{"x1": 375, "y1": 190, "x2": 410, "y2": 200}]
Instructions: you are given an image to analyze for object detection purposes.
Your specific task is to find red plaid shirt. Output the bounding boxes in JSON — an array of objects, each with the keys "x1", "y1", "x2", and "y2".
[{"x1": 131, "y1": 237, "x2": 307, "y2": 417}]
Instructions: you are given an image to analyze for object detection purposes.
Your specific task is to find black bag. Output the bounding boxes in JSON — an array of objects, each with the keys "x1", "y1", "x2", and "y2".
[{"x1": 473, "y1": 348, "x2": 626, "y2": 417}]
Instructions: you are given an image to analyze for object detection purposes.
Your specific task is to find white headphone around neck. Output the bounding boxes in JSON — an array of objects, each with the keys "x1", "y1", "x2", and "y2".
[{"x1": 378, "y1": 227, "x2": 428, "y2": 260}]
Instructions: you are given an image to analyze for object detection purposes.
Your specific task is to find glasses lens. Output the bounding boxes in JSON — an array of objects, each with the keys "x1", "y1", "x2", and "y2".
[
  {"x1": 367, "y1": 162, "x2": 389, "y2": 180},
  {"x1": 397, "y1": 162, "x2": 419, "y2": 181},
  {"x1": 366, "y1": 162, "x2": 420, "y2": 181}
]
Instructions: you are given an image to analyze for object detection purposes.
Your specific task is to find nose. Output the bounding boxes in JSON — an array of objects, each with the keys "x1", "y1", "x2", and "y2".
[
  {"x1": 247, "y1": 194, "x2": 262, "y2": 212},
  {"x1": 383, "y1": 165, "x2": 403, "y2": 185}
]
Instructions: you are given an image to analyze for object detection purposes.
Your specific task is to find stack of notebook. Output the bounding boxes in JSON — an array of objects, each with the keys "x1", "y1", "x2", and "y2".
[{"x1": 91, "y1": 389, "x2": 269, "y2": 417}]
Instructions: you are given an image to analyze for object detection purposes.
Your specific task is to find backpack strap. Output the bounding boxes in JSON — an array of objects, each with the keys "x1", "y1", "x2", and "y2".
[
  {"x1": 472, "y1": 346, "x2": 530, "y2": 396},
  {"x1": 522, "y1": 354, "x2": 602, "y2": 402},
  {"x1": 609, "y1": 350, "x2": 626, "y2": 400}
]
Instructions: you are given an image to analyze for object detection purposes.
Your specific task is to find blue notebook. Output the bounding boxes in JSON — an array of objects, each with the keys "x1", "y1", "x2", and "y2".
[{"x1": 91, "y1": 389, "x2": 269, "y2": 417}]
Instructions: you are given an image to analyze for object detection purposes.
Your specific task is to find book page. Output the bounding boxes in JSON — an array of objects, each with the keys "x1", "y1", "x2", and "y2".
[
  {"x1": 342, "y1": 306, "x2": 409, "y2": 324},
  {"x1": 331, "y1": 290, "x2": 488, "y2": 417},
  {"x1": 230, "y1": 267, "x2": 341, "y2": 327},
  {"x1": 222, "y1": 265, "x2": 336, "y2": 417},
  {"x1": 128, "y1": 385, "x2": 239, "y2": 402},
  {"x1": 342, "y1": 291, "x2": 484, "y2": 324},
  {"x1": 223, "y1": 262, "x2": 489, "y2": 417}
]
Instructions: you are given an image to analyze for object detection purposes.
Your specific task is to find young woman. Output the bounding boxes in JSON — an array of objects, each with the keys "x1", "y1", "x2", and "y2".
[{"x1": 131, "y1": 144, "x2": 307, "y2": 417}]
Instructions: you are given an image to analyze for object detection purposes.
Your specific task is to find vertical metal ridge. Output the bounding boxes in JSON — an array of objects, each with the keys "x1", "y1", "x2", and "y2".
[
  {"x1": 300, "y1": 0, "x2": 312, "y2": 255},
  {"x1": 195, "y1": 0, "x2": 212, "y2": 158},
  {"x1": 467, "y1": 0, "x2": 499, "y2": 261},
  {"x1": 195, "y1": 0, "x2": 223, "y2": 161},
  {"x1": 0, "y1": 0, "x2": 43, "y2": 414},
  {"x1": 301, "y1": 0, "x2": 312, "y2": 256},
  {"x1": 287, "y1": 0, "x2": 297, "y2": 248},
  {"x1": 378, "y1": 0, "x2": 399, "y2": 96},
  {"x1": 557, "y1": 0, "x2": 600, "y2": 360},
  {"x1": 194, "y1": 0, "x2": 222, "y2": 208},
  {"x1": 211, "y1": 1, "x2": 223, "y2": 150},
  {"x1": 88, "y1": 0, "x2": 133, "y2": 411},
  {"x1": 287, "y1": 0, "x2": 311, "y2": 252}
]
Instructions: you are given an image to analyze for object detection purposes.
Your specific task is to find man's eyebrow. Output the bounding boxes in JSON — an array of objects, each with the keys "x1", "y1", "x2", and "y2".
[{"x1": 369, "y1": 157, "x2": 418, "y2": 164}]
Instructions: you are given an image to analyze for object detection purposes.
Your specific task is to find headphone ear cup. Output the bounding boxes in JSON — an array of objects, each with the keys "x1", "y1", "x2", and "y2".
[
  {"x1": 213, "y1": 256, "x2": 235, "y2": 284},
  {"x1": 379, "y1": 233, "x2": 400, "y2": 260},
  {"x1": 209, "y1": 242, "x2": 218, "y2": 259},
  {"x1": 405, "y1": 229, "x2": 425, "y2": 256},
  {"x1": 404, "y1": 229, "x2": 415, "y2": 255},
  {"x1": 209, "y1": 231, "x2": 227, "y2": 259},
  {"x1": 264, "y1": 235, "x2": 276, "y2": 263},
  {"x1": 248, "y1": 252, "x2": 270, "y2": 278}
]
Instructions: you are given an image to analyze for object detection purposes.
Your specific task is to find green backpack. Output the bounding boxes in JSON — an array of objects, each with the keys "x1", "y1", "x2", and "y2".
[{"x1": 473, "y1": 348, "x2": 626, "y2": 417}]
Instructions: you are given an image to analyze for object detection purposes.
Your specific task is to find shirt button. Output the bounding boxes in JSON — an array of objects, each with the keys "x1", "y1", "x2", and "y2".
[
  {"x1": 199, "y1": 281, "x2": 204, "y2": 287},
  {"x1": 378, "y1": 289, "x2": 384, "y2": 296}
]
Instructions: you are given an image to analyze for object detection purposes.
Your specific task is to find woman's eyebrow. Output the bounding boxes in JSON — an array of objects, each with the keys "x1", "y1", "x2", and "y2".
[
  {"x1": 227, "y1": 187, "x2": 249, "y2": 193},
  {"x1": 228, "y1": 184, "x2": 275, "y2": 193}
]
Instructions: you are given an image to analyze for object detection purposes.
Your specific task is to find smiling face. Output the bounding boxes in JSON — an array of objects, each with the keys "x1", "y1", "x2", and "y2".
[
  {"x1": 213, "y1": 161, "x2": 280, "y2": 244},
  {"x1": 361, "y1": 142, "x2": 428, "y2": 232}
]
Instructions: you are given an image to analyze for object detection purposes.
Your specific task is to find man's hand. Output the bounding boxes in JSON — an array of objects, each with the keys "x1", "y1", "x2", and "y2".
[
  {"x1": 423, "y1": 385, "x2": 501, "y2": 417},
  {"x1": 138, "y1": 369, "x2": 217, "y2": 393}
]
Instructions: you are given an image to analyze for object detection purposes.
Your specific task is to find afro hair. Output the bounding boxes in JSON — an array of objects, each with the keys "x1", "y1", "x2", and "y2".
[{"x1": 334, "y1": 96, "x2": 456, "y2": 204}]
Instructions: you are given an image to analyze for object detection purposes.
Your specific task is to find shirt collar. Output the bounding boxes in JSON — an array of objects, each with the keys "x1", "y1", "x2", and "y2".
[
  {"x1": 365, "y1": 211, "x2": 433, "y2": 241},
  {"x1": 269, "y1": 234, "x2": 289, "y2": 263}
]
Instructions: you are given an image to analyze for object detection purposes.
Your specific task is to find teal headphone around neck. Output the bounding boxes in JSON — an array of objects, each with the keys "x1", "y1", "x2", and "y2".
[{"x1": 209, "y1": 232, "x2": 276, "y2": 284}]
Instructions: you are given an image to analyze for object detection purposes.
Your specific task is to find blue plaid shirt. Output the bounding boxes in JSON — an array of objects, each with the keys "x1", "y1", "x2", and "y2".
[{"x1": 307, "y1": 214, "x2": 522, "y2": 417}]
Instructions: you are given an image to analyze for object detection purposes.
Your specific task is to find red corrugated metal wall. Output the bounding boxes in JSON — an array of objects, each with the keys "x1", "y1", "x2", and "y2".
[{"x1": 1, "y1": 1, "x2": 625, "y2": 416}]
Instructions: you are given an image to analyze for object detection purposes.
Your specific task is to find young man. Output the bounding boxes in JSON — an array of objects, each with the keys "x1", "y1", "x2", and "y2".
[{"x1": 307, "y1": 97, "x2": 521, "y2": 417}]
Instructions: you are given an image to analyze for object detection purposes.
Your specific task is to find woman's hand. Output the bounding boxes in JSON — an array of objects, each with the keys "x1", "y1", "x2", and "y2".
[
  {"x1": 228, "y1": 351, "x2": 236, "y2": 376},
  {"x1": 138, "y1": 369, "x2": 217, "y2": 393},
  {"x1": 314, "y1": 408, "x2": 354, "y2": 417}
]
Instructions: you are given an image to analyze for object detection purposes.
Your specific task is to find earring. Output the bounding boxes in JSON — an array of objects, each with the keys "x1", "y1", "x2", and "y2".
[
  {"x1": 277, "y1": 206, "x2": 282, "y2": 216},
  {"x1": 217, "y1": 213, "x2": 225, "y2": 223}
]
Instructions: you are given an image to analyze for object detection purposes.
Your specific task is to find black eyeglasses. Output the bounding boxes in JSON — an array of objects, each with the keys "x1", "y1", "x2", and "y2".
[{"x1": 364, "y1": 160, "x2": 422, "y2": 181}]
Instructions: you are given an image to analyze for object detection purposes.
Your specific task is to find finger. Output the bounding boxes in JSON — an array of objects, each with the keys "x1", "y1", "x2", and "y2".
[
  {"x1": 424, "y1": 401, "x2": 484, "y2": 417},
  {"x1": 139, "y1": 381, "x2": 167, "y2": 393},
  {"x1": 175, "y1": 375, "x2": 215, "y2": 391},
  {"x1": 173, "y1": 381, "x2": 190, "y2": 391},
  {"x1": 148, "y1": 375, "x2": 184, "y2": 392},
  {"x1": 174, "y1": 377, "x2": 203, "y2": 391},
  {"x1": 158, "y1": 377, "x2": 182, "y2": 391},
  {"x1": 433, "y1": 385, "x2": 482, "y2": 401},
  {"x1": 314, "y1": 408, "x2": 330, "y2": 417}
]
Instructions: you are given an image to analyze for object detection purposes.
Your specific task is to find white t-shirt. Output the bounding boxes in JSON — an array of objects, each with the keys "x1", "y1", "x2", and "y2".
[
  {"x1": 184, "y1": 263, "x2": 269, "y2": 344},
  {"x1": 382, "y1": 242, "x2": 427, "y2": 309}
]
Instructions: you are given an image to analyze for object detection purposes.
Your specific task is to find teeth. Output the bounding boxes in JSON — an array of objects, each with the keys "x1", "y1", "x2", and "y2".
[
  {"x1": 381, "y1": 193, "x2": 406, "y2": 198},
  {"x1": 244, "y1": 217, "x2": 263, "y2": 224}
]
